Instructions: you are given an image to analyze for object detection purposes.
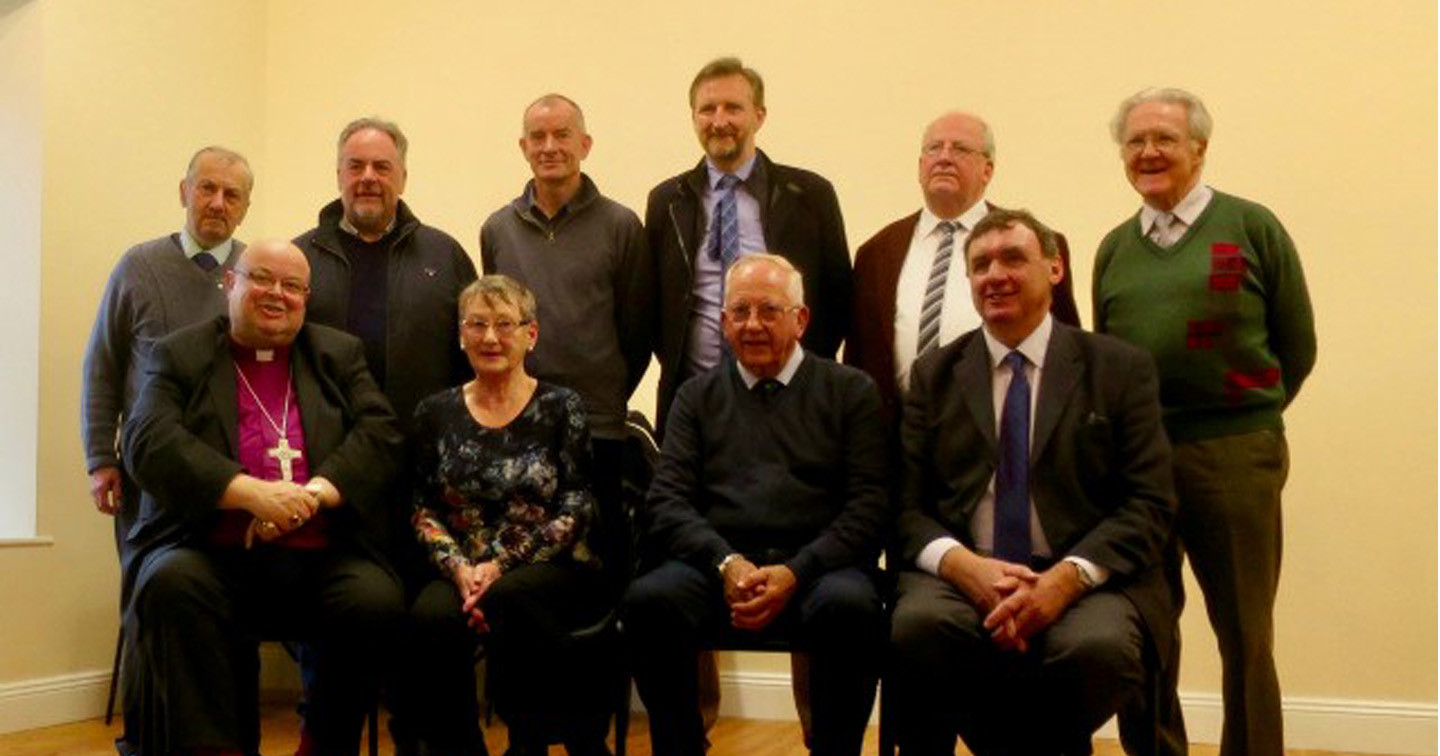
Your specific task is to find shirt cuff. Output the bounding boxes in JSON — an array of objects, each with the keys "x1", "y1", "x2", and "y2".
[
  {"x1": 1062, "y1": 556, "x2": 1109, "y2": 588},
  {"x1": 917, "y1": 536, "x2": 964, "y2": 576}
]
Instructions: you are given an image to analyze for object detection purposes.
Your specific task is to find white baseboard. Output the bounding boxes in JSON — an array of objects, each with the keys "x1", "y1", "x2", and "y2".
[
  {"x1": 0, "y1": 669, "x2": 114, "y2": 735},
  {"x1": 4, "y1": 665, "x2": 1434, "y2": 756},
  {"x1": 709, "y1": 669, "x2": 1439, "y2": 756}
]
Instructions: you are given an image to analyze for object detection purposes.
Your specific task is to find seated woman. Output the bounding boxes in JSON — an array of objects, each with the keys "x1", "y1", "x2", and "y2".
[{"x1": 404, "y1": 275, "x2": 612, "y2": 756}]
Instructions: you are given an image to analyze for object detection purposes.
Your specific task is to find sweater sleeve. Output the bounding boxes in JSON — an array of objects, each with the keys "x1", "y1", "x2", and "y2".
[
  {"x1": 1251, "y1": 208, "x2": 1317, "y2": 404},
  {"x1": 493, "y1": 389, "x2": 596, "y2": 570},
  {"x1": 641, "y1": 380, "x2": 735, "y2": 574},
  {"x1": 785, "y1": 371, "x2": 889, "y2": 585},
  {"x1": 81, "y1": 252, "x2": 143, "y2": 472},
  {"x1": 612, "y1": 208, "x2": 656, "y2": 399}
]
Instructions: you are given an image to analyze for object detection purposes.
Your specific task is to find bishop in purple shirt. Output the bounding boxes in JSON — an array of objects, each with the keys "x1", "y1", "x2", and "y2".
[{"x1": 121, "y1": 239, "x2": 405, "y2": 756}]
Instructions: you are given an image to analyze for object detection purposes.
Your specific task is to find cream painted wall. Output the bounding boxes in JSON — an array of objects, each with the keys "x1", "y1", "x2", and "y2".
[
  {"x1": 1, "y1": 0, "x2": 1433, "y2": 719},
  {"x1": 0, "y1": 0, "x2": 265, "y2": 681}
]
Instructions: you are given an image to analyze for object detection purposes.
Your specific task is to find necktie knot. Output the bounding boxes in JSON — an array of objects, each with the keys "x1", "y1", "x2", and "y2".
[
  {"x1": 717, "y1": 173, "x2": 741, "y2": 192},
  {"x1": 753, "y1": 378, "x2": 783, "y2": 398},
  {"x1": 936, "y1": 220, "x2": 957, "y2": 236},
  {"x1": 1004, "y1": 350, "x2": 1027, "y2": 376},
  {"x1": 193, "y1": 251, "x2": 219, "y2": 272}
]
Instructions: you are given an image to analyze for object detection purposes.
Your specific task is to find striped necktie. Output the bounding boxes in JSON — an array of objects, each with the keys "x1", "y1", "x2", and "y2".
[
  {"x1": 916, "y1": 221, "x2": 958, "y2": 357},
  {"x1": 710, "y1": 174, "x2": 742, "y2": 269}
]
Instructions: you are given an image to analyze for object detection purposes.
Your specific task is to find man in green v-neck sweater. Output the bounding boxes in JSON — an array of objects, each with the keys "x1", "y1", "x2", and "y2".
[{"x1": 1095, "y1": 88, "x2": 1316, "y2": 756}]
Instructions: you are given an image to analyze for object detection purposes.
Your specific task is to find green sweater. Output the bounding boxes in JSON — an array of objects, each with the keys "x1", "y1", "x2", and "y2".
[{"x1": 1093, "y1": 190, "x2": 1316, "y2": 442}]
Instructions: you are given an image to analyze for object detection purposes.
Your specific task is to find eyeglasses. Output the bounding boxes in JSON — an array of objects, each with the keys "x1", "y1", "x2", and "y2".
[
  {"x1": 1121, "y1": 133, "x2": 1188, "y2": 155},
  {"x1": 724, "y1": 303, "x2": 799, "y2": 324},
  {"x1": 922, "y1": 140, "x2": 986, "y2": 160},
  {"x1": 236, "y1": 268, "x2": 310, "y2": 298},
  {"x1": 461, "y1": 317, "x2": 532, "y2": 336}
]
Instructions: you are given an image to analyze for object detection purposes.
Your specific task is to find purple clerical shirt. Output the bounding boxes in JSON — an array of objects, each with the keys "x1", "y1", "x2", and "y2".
[{"x1": 208, "y1": 342, "x2": 328, "y2": 548}]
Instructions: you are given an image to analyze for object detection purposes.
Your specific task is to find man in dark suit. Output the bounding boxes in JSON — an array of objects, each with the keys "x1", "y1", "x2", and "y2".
[
  {"x1": 121, "y1": 240, "x2": 405, "y2": 756},
  {"x1": 890, "y1": 209, "x2": 1176, "y2": 756},
  {"x1": 847, "y1": 112, "x2": 1081, "y2": 429},
  {"x1": 647, "y1": 56, "x2": 851, "y2": 430}
]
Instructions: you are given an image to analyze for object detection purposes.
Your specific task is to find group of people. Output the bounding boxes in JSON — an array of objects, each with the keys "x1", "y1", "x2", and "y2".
[{"x1": 81, "y1": 54, "x2": 1315, "y2": 756}]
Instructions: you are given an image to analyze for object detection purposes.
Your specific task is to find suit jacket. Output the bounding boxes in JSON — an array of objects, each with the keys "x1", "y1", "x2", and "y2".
[
  {"x1": 896, "y1": 322, "x2": 1176, "y2": 658},
  {"x1": 847, "y1": 208, "x2": 1084, "y2": 429},
  {"x1": 121, "y1": 316, "x2": 404, "y2": 588},
  {"x1": 647, "y1": 149, "x2": 852, "y2": 429}
]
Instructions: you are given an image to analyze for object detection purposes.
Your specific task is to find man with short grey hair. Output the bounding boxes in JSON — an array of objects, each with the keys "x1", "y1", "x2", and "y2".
[
  {"x1": 848, "y1": 111, "x2": 1082, "y2": 429},
  {"x1": 624, "y1": 253, "x2": 887, "y2": 756},
  {"x1": 82, "y1": 144, "x2": 254, "y2": 756},
  {"x1": 1095, "y1": 87, "x2": 1316, "y2": 756},
  {"x1": 296, "y1": 116, "x2": 476, "y2": 436}
]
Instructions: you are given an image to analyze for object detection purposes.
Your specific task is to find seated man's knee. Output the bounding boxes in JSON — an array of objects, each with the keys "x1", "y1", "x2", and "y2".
[
  {"x1": 1048, "y1": 600, "x2": 1144, "y2": 688},
  {"x1": 329, "y1": 558, "x2": 404, "y2": 633},
  {"x1": 621, "y1": 560, "x2": 706, "y2": 637},
  {"x1": 806, "y1": 570, "x2": 881, "y2": 633},
  {"x1": 133, "y1": 547, "x2": 222, "y2": 620}
]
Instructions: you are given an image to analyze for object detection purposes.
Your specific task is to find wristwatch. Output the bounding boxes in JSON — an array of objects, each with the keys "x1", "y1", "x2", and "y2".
[{"x1": 716, "y1": 552, "x2": 744, "y2": 577}]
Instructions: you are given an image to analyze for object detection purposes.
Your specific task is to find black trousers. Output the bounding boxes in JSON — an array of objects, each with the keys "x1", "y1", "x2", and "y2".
[
  {"x1": 126, "y1": 544, "x2": 403, "y2": 756},
  {"x1": 402, "y1": 561, "x2": 611, "y2": 753},
  {"x1": 622, "y1": 560, "x2": 883, "y2": 756},
  {"x1": 889, "y1": 571, "x2": 1145, "y2": 756}
]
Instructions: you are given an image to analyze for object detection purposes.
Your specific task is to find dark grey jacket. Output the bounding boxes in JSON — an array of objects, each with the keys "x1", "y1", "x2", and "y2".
[{"x1": 295, "y1": 199, "x2": 477, "y2": 432}]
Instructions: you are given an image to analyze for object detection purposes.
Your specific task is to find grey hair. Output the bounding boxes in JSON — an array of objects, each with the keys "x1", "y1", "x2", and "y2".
[
  {"x1": 725, "y1": 253, "x2": 805, "y2": 305},
  {"x1": 185, "y1": 146, "x2": 253, "y2": 192},
  {"x1": 1110, "y1": 87, "x2": 1213, "y2": 143},
  {"x1": 337, "y1": 117, "x2": 409, "y2": 165},
  {"x1": 459, "y1": 275, "x2": 538, "y2": 322},
  {"x1": 922, "y1": 112, "x2": 996, "y2": 160}
]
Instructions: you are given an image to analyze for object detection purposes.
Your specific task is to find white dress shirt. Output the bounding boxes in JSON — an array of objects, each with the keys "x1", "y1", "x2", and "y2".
[
  {"x1": 1140, "y1": 183, "x2": 1213, "y2": 246},
  {"x1": 915, "y1": 315, "x2": 1107, "y2": 587},
  {"x1": 893, "y1": 200, "x2": 990, "y2": 392}
]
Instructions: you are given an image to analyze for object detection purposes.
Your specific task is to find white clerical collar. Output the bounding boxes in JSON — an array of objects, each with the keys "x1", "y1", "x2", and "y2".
[
  {"x1": 706, "y1": 154, "x2": 757, "y2": 189},
  {"x1": 736, "y1": 345, "x2": 805, "y2": 389},
  {"x1": 982, "y1": 313, "x2": 1052, "y2": 371},
  {"x1": 339, "y1": 214, "x2": 397, "y2": 239},
  {"x1": 179, "y1": 230, "x2": 235, "y2": 262},
  {"x1": 919, "y1": 197, "x2": 990, "y2": 237},
  {"x1": 1140, "y1": 183, "x2": 1213, "y2": 235}
]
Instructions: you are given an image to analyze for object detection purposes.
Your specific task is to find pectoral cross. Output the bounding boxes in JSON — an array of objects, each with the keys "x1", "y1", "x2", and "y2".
[{"x1": 268, "y1": 438, "x2": 303, "y2": 482}]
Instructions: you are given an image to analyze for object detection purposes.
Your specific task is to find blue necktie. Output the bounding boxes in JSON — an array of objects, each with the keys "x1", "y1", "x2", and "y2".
[
  {"x1": 994, "y1": 351, "x2": 1031, "y2": 564},
  {"x1": 710, "y1": 174, "x2": 741, "y2": 269},
  {"x1": 193, "y1": 251, "x2": 219, "y2": 272}
]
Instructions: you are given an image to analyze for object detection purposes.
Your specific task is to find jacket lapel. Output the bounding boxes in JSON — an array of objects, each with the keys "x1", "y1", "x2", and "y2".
[
  {"x1": 208, "y1": 328, "x2": 240, "y2": 461},
  {"x1": 958, "y1": 334, "x2": 997, "y2": 449},
  {"x1": 669, "y1": 162, "x2": 708, "y2": 274},
  {"x1": 1033, "y1": 324, "x2": 1082, "y2": 462}
]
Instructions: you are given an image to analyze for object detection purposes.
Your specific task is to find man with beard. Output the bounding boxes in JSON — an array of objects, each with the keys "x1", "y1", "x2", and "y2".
[{"x1": 647, "y1": 57, "x2": 851, "y2": 431}]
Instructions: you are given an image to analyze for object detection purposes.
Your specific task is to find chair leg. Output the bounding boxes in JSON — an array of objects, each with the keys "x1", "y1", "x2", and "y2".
[
  {"x1": 105, "y1": 626, "x2": 124, "y2": 726},
  {"x1": 697, "y1": 650, "x2": 720, "y2": 733},
  {"x1": 614, "y1": 676, "x2": 631, "y2": 756},
  {"x1": 790, "y1": 653, "x2": 813, "y2": 749},
  {"x1": 367, "y1": 700, "x2": 379, "y2": 756}
]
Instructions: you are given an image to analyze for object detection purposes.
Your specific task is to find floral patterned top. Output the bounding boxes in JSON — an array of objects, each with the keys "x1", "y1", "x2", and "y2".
[{"x1": 411, "y1": 382, "x2": 598, "y2": 575}]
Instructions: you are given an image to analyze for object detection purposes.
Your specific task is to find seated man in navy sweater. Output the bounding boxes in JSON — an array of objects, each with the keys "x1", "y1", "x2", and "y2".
[{"x1": 623, "y1": 253, "x2": 889, "y2": 756}]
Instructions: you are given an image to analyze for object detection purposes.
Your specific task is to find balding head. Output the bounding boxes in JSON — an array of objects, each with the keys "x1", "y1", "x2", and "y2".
[
  {"x1": 226, "y1": 240, "x2": 311, "y2": 349},
  {"x1": 919, "y1": 111, "x2": 994, "y2": 218}
]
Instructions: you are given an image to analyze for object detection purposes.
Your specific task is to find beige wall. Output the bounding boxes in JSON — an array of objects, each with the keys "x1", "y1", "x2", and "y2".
[{"x1": 2, "y1": 0, "x2": 1433, "y2": 716}]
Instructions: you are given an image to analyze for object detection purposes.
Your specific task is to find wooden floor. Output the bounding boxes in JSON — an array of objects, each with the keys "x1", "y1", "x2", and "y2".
[{"x1": 0, "y1": 705, "x2": 1377, "y2": 756}]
